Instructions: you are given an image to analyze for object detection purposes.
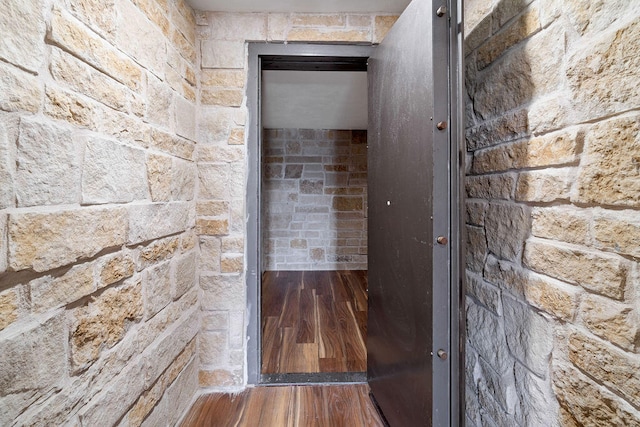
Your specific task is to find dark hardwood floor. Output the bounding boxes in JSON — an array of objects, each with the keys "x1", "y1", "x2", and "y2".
[
  {"x1": 180, "y1": 384, "x2": 384, "y2": 427},
  {"x1": 261, "y1": 271, "x2": 367, "y2": 374}
]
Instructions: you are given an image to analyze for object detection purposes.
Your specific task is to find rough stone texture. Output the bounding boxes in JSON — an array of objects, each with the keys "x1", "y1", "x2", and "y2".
[
  {"x1": 579, "y1": 294, "x2": 639, "y2": 352},
  {"x1": 128, "y1": 202, "x2": 195, "y2": 244},
  {"x1": 465, "y1": 174, "x2": 515, "y2": 200},
  {"x1": 574, "y1": 114, "x2": 640, "y2": 208},
  {"x1": 31, "y1": 263, "x2": 95, "y2": 313},
  {"x1": 9, "y1": 207, "x2": 127, "y2": 272},
  {"x1": 530, "y1": 206, "x2": 590, "y2": 246},
  {"x1": 466, "y1": 299, "x2": 511, "y2": 374},
  {"x1": 82, "y1": 137, "x2": 147, "y2": 204},
  {"x1": 200, "y1": 274, "x2": 245, "y2": 311},
  {"x1": 592, "y1": 210, "x2": 640, "y2": 258},
  {"x1": 524, "y1": 238, "x2": 628, "y2": 300},
  {"x1": 0, "y1": 288, "x2": 19, "y2": 330},
  {"x1": 484, "y1": 203, "x2": 529, "y2": 262},
  {"x1": 466, "y1": 225, "x2": 487, "y2": 273},
  {"x1": 173, "y1": 252, "x2": 197, "y2": 299},
  {"x1": 515, "y1": 168, "x2": 576, "y2": 202},
  {"x1": 0, "y1": 62, "x2": 43, "y2": 113},
  {"x1": 15, "y1": 117, "x2": 80, "y2": 207},
  {"x1": 147, "y1": 153, "x2": 173, "y2": 201},
  {"x1": 0, "y1": 0, "x2": 46, "y2": 72}
]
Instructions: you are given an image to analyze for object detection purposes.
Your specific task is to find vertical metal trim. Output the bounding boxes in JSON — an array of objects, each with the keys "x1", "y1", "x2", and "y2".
[{"x1": 431, "y1": 0, "x2": 453, "y2": 425}]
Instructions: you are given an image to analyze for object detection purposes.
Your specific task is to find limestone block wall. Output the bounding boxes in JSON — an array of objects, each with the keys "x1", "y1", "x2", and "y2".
[
  {"x1": 262, "y1": 128, "x2": 368, "y2": 271},
  {"x1": 195, "y1": 12, "x2": 396, "y2": 388},
  {"x1": 464, "y1": 0, "x2": 640, "y2": 424},
  {"x1": 0, "y1": 0, "x2": 200, "y2": 425}
]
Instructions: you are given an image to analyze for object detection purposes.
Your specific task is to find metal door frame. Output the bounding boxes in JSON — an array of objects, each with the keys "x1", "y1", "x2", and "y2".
[{"x1": 246, "y1": 43, "x2": 375, "y2": 385}]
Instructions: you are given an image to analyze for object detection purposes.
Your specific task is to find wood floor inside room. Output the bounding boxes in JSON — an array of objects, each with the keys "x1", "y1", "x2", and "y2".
[
  {"x1": 180, "y1": 384, "x2": 384, "y2": 427},
  {"x1": 261, "y1": 271, "x2": 367, "y2": 374}
]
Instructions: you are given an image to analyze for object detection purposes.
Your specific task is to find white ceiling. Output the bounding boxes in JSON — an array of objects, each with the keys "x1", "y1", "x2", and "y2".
[
  {"x1": 187, "y1": 0, "x2": 410, "y2": 13},
  {"x1": 262, "y1": 70, "x2": 368, "y2": 130}
]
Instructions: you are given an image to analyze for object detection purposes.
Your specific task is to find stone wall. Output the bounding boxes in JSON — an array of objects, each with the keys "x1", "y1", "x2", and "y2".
[
  {"x1": 195, "y1": 12, "x2": 396, "y2": 388},
  {"x1": 464, "y1": 0, "x2": 640, "y2": 425},
  {"x1": 0, "y1": 0, "x2": 200, "y2": 425},
  {"x1": 262, "y1": 128, "x2": 368, "y2": 271}
]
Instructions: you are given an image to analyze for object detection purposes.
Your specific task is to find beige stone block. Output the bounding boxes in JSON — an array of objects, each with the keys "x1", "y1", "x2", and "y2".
[
  {"x1": 472, "y1": 128, "x2": 583, "y2": 174},
  {"x1": 332, "y1": 196, "x2": 363, "y2": 211},
  {"x1": 50, "y1": 47, "x2": 131, "y2": 113},
  {"x1": 197, "y1": 106, "x2": 237, "y2": 143},
  {"x1": 465, "y1": 272, "x2": 500, "y2": 315},
  {"x1": 82, "y1": 136, "x2": 147, "y2": 204},
  {"x1": 169, "y1": 1, "x2": 196, "y2": 45},
  {"x1": 292, "y1": 14, "x2": 345, "y2": 27},
  {"x1": 171, "y1": 28, "x2": 197, "y2": 65},
  {"x1": 464, "y1": 16, "x2": 491, "y2": 53},
  {"x1": 574, "y1": 114, "x2": 640, "y2": 208},
  {"x1": 527, "y1": 94, "x2": 571, "y2": 135},
  {"x1": 374, "y1": 15, "x2": 398, "y2": 44},
  {"x1": 580, "y1": 294, "x2": 639, "y2": 352},
  {"x1": 287, "y1": 28, "x2": 370, "y2": 43},
  {"x1": 198, "y1": 369, "x2": 242, "y2": 387},
  {"x1": 197, "y1": 201, "x2": 229, "y2": 217},
  {"x1": 202, "y1": 88, "x2": 244, "y2": 107},
  {"x1": 97, "y1": 106, "x2": 151, "y2": 147},
  {"x1": 173, "y1": 251, "x2": 196, "y2": 299},
  {"x1": 523, "y1": 238, "x2": 628, "y2": 300},
  {"x1": 553, "y1": 364, "x2": 640, "y2": 426},
  {"x1": 165, "y1": 358, "x2": 199, "y2": 426},
  {"x1": 465, "y1": 225, "x2": 487, "y2": 273},
  {"x1": 464, "y1": 0, "x2": 498, "y2": 34},
  {"x1": 16, "y1": 117, "x2": 81, "y2": 207},
  {"x1": 132, "y1": 0, "x2": 170, "y2": 37},
  {"x1": 175, "y1": 96, "x2": 196, "y2": 141},
  {"x1": 0, "y1": 314, "x2": 66, "y2": 394},
  {"x1": 515, "y1": 168, "x2": 576, "y2": 203},
  {"x1": 200, "y1": 274, "x2": 245, "y2": 311},
  {"x1": 199, "y1": 163, "x2": 230, "y2": 199},
  {"x1": 128, "y1": 201, "x2": 195, "y2": 244},
  {"x1": 465, "y1": 200, "x2": 486, "y2": 226},
  {"x1": 9, "y1": 206, "x2": 127, "y2": 272},
  {"x1": 199, "y1": 237, "x2": 221, "y2": 272},
  {"x1": 65, "y1": 0, "x2": 117, "y2": 40},
  {"x1": 221, "y1": 254, "x2": 243, "y2": 273},
  {"x1": 0, "y1": 115, "x2": 18, "y2": 210},
  {"x1": 144, "y1": 261, "x2": 172, "y2": 319},
  {"x1": 197, "y1": 218, "x2": 229, "y2": 236},
  {"x1": 568, "y1": 331, "x2": 640, "y2": 409},
  {"x1": 47, "y1": 7, "x2": 142, "y2": 91},
  {"x1": 150, "y1": 128, "x2": 195, "y2": 161},
  {"x1": 347, "y1": 14, "x2": 372, "y2": 27},
  {"x1": 180, "y1": 229, "x2": 197, "y2": 253},
  {"x1": 201, "y1": 40, "x2": 245, "y2": 69},
  {"x1": 199, "y1": 331, "x2": 228, "y2": 365},
  {"x1": 524, "y1": 273, "x2": 580, "y2": 321},
  {"x1": 198, "y1": 145, "x2": 244, "y2": 163},
  {"x1": 228, "y1": 127, "x2": 245, "y2": 145},
  {"x1": 31, "y1": 263, "x2": 95, "y2": 312},
  {"x1": 0, "y1": 62, "x2": 42, "y2": 113},
  {"x1": 593, "y1": 210, "x2": 640, "y2": 258},
  {"x1": 70, "y1": 280, "x2": 143, "y2": 369},
  {"x1": 44, "y1": 85, "x2": 95, "y2": 129},
  {"x1": 267, "y1": 13, "x2": 289, "y2": 41},
  {"x1": 202, "y1": 311, "x2": 228, "y2": 331},
  {"x1": 126, "y1": 368, "x2": 166, "y2": 427},
  {"x1": 0, "y1": 0, "x2": 46, "y2": 72},
  {"x1": 137, "y1": 236, "x2": 180, "y2": 270},
  {"x1": 483, "y1": 255, "x2": 526, "y2": 298},
  {"x1": 202, "y1": 69, "x2": 245, "y2": 88},
  {"x1": 222, "y1": 236, "x2": 244, "y2": 253},
  {"x1": 208, "y1": 12, "x2": 267, "y2": 41},
  {"x1": 97, "y1": 252, "x2": 135, "y2": 288},
  {"x1": 171, "y1": 158, "x2": 196, "y2": 201},
  {"x1": 228, "y1": 311, "x2": 244, "y2": 349},
  {"x1": 531, "y1": 206, "x2": 590, "y2": 246},
  {"x1": 228, "y1": 162, "x2": 245, "y2": 199},
  {"x1": 147, "y1": 153, "x2": 173, "y2": 202},
  {"x1": 567, "y1": 19, "x2": 640, "y2": 119},
  {"x1": 477, "y1": 7, "x2": 540, "y2": 70},
  {"x1": 466, "y1": 109, "x2": 529, "y2": 151},
  {"x1": 484, "y1": 202, "x2": 529, "y2": 262},
  {"x1": 0, "y1": 213, "x2": 7, "y2": 273},
  {"x1": 146, "y1": 76, "x2": 173, "y2": 128},
  {"x1": 0, "y1": 288, "x2": 19, "y2": 330},
  {"x1": 465, "y1": 173, "x2": 515, "y2": 201}
]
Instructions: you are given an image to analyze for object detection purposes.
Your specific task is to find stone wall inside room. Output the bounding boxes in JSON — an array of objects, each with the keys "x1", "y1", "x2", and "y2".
[
  {"x1": 0, "y1": 0, "x2": 200, "y2": 425},
  {"x1": 195, "y1": 12, "x2": 396, "y2": 388},
  {"x1": 262, "y1": 128, "x2": 368, "y2": 271},
  {"x1": 464, "y1": 0, "x2": 640, "y2": 425}
]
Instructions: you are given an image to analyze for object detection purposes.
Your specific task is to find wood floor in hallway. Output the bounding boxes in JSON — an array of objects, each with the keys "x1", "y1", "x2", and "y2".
[
  {"x1": 261, "y1": 270, "x2": 367, "y2": 374},
  {"x1": 180, "y1": 384, "x2": 384, "y2": 427}
]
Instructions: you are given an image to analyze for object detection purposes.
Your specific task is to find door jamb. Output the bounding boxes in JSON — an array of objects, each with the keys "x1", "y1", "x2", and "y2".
[{"x1": 246, "y1": 43, "x2": 375, "y2": 385}]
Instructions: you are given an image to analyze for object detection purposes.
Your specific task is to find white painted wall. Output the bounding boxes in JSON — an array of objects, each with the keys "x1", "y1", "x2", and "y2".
[{"x1": 262, "y1": 70, "x2": 368, "y2": 130}]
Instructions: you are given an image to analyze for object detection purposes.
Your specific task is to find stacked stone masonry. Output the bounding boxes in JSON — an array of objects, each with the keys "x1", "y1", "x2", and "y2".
[
  {"x1": 465, "y1": 0, "x2": 640, "y2": 425},
  {"x1": 262, "y1": 128, "x2": 368, "y2": 271},
  {"x1": 0, "y1": 0, "x2": 199, "y2": 425},
  {"x1": 195, "y1": 11, "x2": 397, "y2": 388}
]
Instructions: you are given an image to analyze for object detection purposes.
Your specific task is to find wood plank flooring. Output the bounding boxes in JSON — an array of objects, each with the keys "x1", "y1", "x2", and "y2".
[
  {"x1": 261, "y1": 271, "x2": 367, "y2": 374},
  {"x1": 180, "y1": 384, "x2": 384, "y2": 427}
]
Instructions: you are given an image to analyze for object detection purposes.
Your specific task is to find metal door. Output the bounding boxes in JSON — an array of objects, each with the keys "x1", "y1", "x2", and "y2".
[{"x1": 367, "y1": 0, "x2": 463, "y2": 425}]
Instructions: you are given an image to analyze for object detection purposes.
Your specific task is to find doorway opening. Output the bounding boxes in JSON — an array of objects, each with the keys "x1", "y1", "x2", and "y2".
[{"x1": 246, "y1": 44, "x2": 375, "y2": 385}]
